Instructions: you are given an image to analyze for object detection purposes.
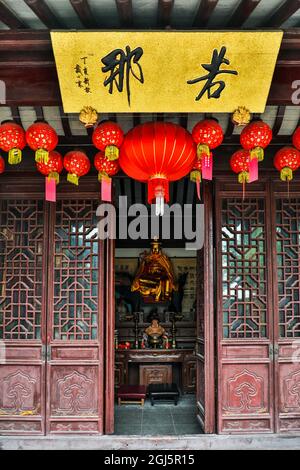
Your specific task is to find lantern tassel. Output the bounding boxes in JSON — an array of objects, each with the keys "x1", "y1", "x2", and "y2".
[
  {"x1": 8, "y1": 148, "x2": 22, "y2": 165},
  {"x1": 101, "y1": 175, "x2": 112, "y2": 202},
  {"x1": 67, "y1": 173, "x2": 79, "y2": 185},
  {"x1": 105, "y1": 145, "x2": 119, "y2": 161},
  {"x1": 155, "y1": 197, "x2": 165, "y2": 216},
  {"x1": 35, "y1": 149, "x2": 49, "y2": 164},
  {"x1": 190, "y1": 170, "x2": 202, "y2": 200},
  {"x1": 238, "y1": 171, "x2": 249, "y2": 200},
  {"x1": 280, "y1": 167, "x2": 293, "y2": 182},
  {"x1": 250, "y1": 147, "x2": 264, "y2": 162},
  {"x1": 48, "y1": 172, "x2": 59, "y2": 185},
  {"x1": 197, "y1": 144, "x2": 210, "y2": 159}
]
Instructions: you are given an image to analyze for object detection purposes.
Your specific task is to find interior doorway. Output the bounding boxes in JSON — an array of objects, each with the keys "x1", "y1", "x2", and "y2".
[{"x1": 105, "y1": 180, "x2": 215, "y2": 436}]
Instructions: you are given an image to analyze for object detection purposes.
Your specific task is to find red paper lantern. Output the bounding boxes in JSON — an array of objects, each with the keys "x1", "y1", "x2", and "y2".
[
  {"x1": 240, "y1": 120, "x2": 272, "y2": 161},
  {"x1": 0, "y1": 121, "x2": 26, "y2": 165},
  {"x1": 26, "y1": 121, "x2": 58, "y2": 164},
  {"x1": 230, "y1": 149, "x2": 251, "y2": 183},
  {"x1": 191, "y1": 119, "x2": 223, "y2": 180},
  {"x1": 292, "y1": 126, "x2": 300, "y2": 150},
  {"x1": 92, "y1": 121, "x2": 124, "y2": 161},
  {"x1": 0, "y1": 154, "x2": 5, "y2": 173},
  {"x1": 119, "y1": 122, "x2": 196, "y2": 215},
  {"x1": 63, "y1": 150, "x2": 90, "y2": 185},
  {"x1": 36, "y1": 150, "x2": 63, "y2": 183},
  {"x1": 274, "y1": 146, "x2": 300, "y2": 181}
]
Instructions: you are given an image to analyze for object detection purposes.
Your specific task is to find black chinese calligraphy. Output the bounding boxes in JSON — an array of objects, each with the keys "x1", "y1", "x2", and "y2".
[
  {"x1": 187, "y1": 46, "x2": 238, "y2": 101},
  {"x1": 101, "y1": 46, "x2": 144, "y2": 106},
  {"x1": 74, "y1": 56, "x2": 92, "y2": 94}
]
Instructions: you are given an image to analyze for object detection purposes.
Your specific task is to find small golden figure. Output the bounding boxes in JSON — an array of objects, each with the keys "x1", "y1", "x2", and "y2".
[
  {"x1": 131, "y1": 240, "x2": 177, "y2": 303},
  {"x1": 144, "y1": 319, "x2": 167, "y2": 349}
]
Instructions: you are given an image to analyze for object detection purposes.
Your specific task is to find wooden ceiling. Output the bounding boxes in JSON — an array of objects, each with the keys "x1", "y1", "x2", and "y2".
[{"x1": 0, "y1": 1, "x2": 300, "y2": 30}]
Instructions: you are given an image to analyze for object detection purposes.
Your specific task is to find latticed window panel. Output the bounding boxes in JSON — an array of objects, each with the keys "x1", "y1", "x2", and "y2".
[
  {"x1": 53, "y1": 200, "x2": 99, "y2": 341},
  {"x1": 0, "y1": 200, "x2": 44, "y2": 340},
  {"x1": 221, "y1": 198, "x2": 267, "y2": 339},
  {"x1": 276, "y1": 198, "x2": 300, "y2": 338}
]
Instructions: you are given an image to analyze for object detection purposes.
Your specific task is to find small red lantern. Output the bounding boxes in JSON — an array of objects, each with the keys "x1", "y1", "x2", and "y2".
[
  {"x1": 119, "y1": 122, "x2": 196, "y2": 215},
  {"x1": 64, "y1": 150, "x2": 90, "y2": 185},
  {"x1": 0, "y1": 154, "x2": 5, "y2": 173},
  {"x1": 240, "y1": 120, "x2": 272, "y2": 161},
  {"x1": 292, "y1": 126, "x2": 300, "y2": 150},
  {"x1": 230, "y1": 149, "x2": 251, "y2": 183},
  {"x1": 92, "y1": 121, "x2": 124, "y2": 161},
  {"x1": 94, "y1": 151, "x2": 120, "y2": 201},
  {"x1": 26, "y1": 121, "x2": 58, "y2": 164},
  {"x1": 36, "y1": 150, "x2": 63, "y2": 202},
  {"x1": 274, "y1": 146, "x2": 300, "y2": 181},
  {"x1": 191, "y1": 119, "x2": 223, "y2": 180},
  {"x1": 36, "y1": 150, "x2": 63, "y2": 183},
  {"x1": 0, "y1": 121, "x2": 26, "y2": 165}
]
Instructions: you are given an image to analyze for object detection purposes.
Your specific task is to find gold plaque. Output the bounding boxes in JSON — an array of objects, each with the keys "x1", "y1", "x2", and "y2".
[{"x1": 51, "y1": 31, "x2": 283, "y2": 113}]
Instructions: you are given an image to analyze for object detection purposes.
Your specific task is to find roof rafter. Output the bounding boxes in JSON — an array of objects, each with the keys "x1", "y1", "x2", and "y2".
[
  {"x1": 0, "y1": 1, "x2": 27, "y2": 28},
  {"x1": 227, "y1": 0, "x2": 261, "y2": 28},
  {"x1": 158, "y1": 0, "x2": 174, "y2": 28},
  {"x1": 24, "y1": 0, "x2": 65, "y2": 29},
  {"x1": 69, "y1": 0, "x2": 99, "y2": 29},
  {"x1": 193, "y1": 0, "x2": 219, "y2": 28},
  {"x1": 264, "y1": 0, "x2": 300, "y2": 27},
  {"x1": 115, "y1": 0, "x2": 133, "y2": 28}
]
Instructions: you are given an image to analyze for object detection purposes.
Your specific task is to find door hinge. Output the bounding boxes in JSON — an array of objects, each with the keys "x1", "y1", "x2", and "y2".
[
  {"x1": 274, "y1": 343, "x2": 279, "y2": 359},
  {"x1": 42, "y1": 344, "x2": 46, "y2": 361},
  {"x1": 41, "y1": 344, "x2": 51, "y2": 362}
]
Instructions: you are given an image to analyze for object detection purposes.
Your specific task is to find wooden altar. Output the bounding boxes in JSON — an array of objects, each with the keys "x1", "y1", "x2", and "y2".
[{"x1": 115, "y1": 349, "x2": 196, "y2": 393}]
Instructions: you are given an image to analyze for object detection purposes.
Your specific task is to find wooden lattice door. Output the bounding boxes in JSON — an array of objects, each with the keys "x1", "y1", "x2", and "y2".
[
  {"x1": 0, "y1": 199, "x2": 48, "y2": 434},
  {"x1": 46, "y1": 198, "x2": 104, "y2": 434},
  {"x1": 272, "y1": 188, "x2": 300, "y2": 432},
  {"x1": 215, "y1": 183, "x2": 275, "y2": 433}
]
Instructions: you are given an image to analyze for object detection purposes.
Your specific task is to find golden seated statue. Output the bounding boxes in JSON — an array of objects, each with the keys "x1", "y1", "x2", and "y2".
[{"x1": 131, "y1": 240, "x2": 177, "y2": 303}]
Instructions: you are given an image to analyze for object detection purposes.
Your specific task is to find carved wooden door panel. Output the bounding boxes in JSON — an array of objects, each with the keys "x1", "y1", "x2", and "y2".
[
  {"x1": 215, "y1": 184, "x2": 274, "y2": 433},
  {"x1": 195, "y1": 183, "x2": 215, "y2": 433},
  {"x1": 272, "y1": 191, "x2": 300, "y2": 432},
  {"x1": 46, "y1": 199, "x2": 104, "y2": 434},
  {"x1": 0, "y1": 199, "x2": 48, "y2": 435}
]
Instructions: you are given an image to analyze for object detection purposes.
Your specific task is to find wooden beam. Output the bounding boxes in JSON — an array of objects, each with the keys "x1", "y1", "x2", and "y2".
[
  {"x1": 10, "y1": 106, "x2": 22, "y2": 126},
  {"x1": 0, "y1": 1, "x2": 28, "y2": 28},
  {"x1": 158, "y1": 0, "x2": 174, "y2": 28},
  {"x1": 193, "y1": 0, "x2": 219, "y2": 28},
  {"x1": 227, "y1": 0, "x2": 261, "y2": 28},
  {"x1": 264, "y1": 0, "x2": 300, "y2": 27},
  {"x1": 69, "y1": 0, "x2": 98, "y2": 29},
  {"x1": 115, "y1": 0, "x2": 133, "y2": 28},
  {"x1": 24, "y1": 0, "x2": 65, "y2": 29},
  {"x1": 59, "y1": 106, "x2": 72, "y2": 137}
]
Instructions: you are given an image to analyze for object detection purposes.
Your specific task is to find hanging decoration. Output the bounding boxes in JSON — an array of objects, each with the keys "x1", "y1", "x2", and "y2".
[
  {"x1": 0, "y1": 121, "x2": 26, "y2": 165},
  {"x1": 36, "y1": 150, "x2": 63, "y2": 202},
  {"x1": 92, "y1": 121, "x2": 124, "y2": 161},
  {"x1": 191, "y1": 119, "x2": 223, "y2": 180},
  {"x1": 79, "y1": 106, "x2": 98, "y2": 128},
  {"x1": 240, "y1": 120, "x2": 272, "y2": 162},
  {"x1": 0, "y1": 154, "x2": 5, "y2": 173},
  {"x1": 119, "y1": 122, "x2": 196, "y2": 216},
  {"x1": 64, "y1": 150, "x2": 90, "y2": 185},
  {"x1": 94, "y1": 151, "x2": 119, "y2": 202},
  {"x1": 230, "y1": 149, "x2": 252, "y2": 199},
  {"x1": 190, "y1": 158, "x2": 203, "y2": 200},
  {"x1": 274, "y1": 146, "x2": 300, "y2": 181},
  {"x1": 231, "y1": 106, "x2": 251, "y2": 126},
  {"x1": 292, "y1": 126, "x2": 300, "y2": 150},
  {"x1": 26, "y1": 121, "x2": 58, "y2": 164}
]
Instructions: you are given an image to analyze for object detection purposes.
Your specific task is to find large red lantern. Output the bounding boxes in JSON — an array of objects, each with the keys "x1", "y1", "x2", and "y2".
[
  {"x1": 119, "y1": 122, "x2": 196, "y2": 215},
  {"x1": 0, "y1": 121, "x2": 26, "y2": 165},
  {"x1": 92, "y1": 121, "x2": 123, "y2": 161},
  {"x1": 26, "y1": 121, "x2": 58, "y2": 164},
  {"x1": 191, "y1": 119, "x2": 223, "y2": 180},
  {"x1": 274, "y1": 146, "x2": 300, "y2": 181},
  {"x1": 64, "y1": 150, "x2": 90, "y2": 185},
  {"x1": 36, "y1": 150, "x2": 63, "y2": 202},
  {"x1": 240, "y1": 120, "x2": 272, "y2": 161},
  {"x1": 94, "y1": 151, "x2": 119, "y2": 201},
  {"x1": 292, "y1": 126, "x2": 300, "y2": 150},
  {"x1": 0, "y1": 154, "x2": 5, "y2": 173}
]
